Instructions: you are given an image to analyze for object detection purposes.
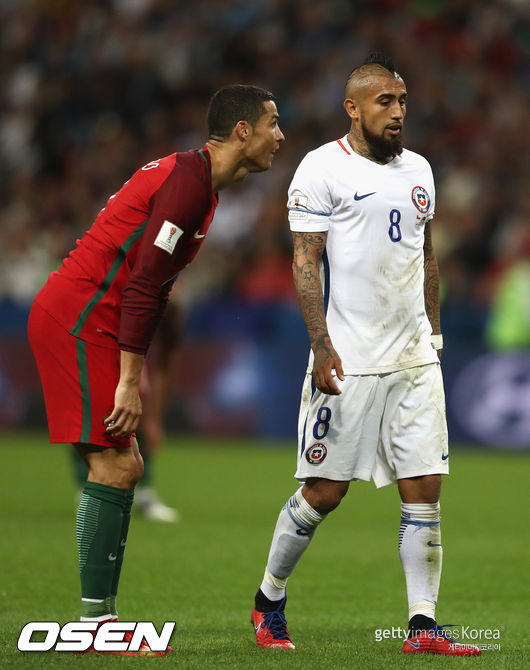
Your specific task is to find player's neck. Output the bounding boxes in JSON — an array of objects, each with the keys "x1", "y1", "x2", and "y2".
[
  {"x1": 206, "y1": 140, "x2": 249, "y2": 191},
  {"x1": 346, "y1": 131, "x2": 394, "y2": 165}
]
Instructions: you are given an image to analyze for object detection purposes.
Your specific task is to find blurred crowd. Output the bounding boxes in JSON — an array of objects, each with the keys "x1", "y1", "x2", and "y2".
[{"x1": 1, "y1": 0, "x2": 529, "y2": 348}]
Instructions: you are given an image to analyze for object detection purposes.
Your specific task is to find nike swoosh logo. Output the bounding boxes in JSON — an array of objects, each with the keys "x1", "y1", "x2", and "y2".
[
  {"x1": 194, "y1": 231, "x2": 206, "y2": 239},
  {"x1": 120, "y1": 539, "x2": 126, "y2": 547},
  {"x1": 441, "y1": 453, "x2": 449, "y2": 461},
  {"x1": 406, "y1": 639, "x2": 420, "y2": 649},
  {"x1": 354, "y1": 191, "x2": 376, "y2": 201},
  {"x1": 254, "y1": 623, "x2": 262, "y2": 634},
  {"x1": 427, "y1": 541, "x2": 442, "y2": 547},
  {"x1": 108, "y1": 553, "x2": 117, "y2": 561}
]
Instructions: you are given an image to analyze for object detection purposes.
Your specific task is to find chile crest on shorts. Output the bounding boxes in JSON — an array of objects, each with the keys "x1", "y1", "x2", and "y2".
[
  {"x1": 411, "y1": 186, "x2": 430, "y2": 214},
  {"x1": 306, "y1": 442, "x2": 327, "y2": 465}
]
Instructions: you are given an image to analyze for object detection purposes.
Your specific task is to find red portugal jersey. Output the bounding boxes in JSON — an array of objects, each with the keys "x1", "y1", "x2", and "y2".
[{"x1": 35, "y1": 148, "x2": 218, "y2": 354}]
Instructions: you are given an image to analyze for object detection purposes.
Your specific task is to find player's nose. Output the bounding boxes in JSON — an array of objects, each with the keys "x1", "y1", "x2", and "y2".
[{"x1": 391, "y1": 100, "x2": 404, "y2": 119}]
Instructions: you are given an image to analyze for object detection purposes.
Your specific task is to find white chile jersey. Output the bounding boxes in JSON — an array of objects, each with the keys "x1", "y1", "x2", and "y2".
[{"x1": 288, "y1": 135, "x2": 439, "y2": 375}]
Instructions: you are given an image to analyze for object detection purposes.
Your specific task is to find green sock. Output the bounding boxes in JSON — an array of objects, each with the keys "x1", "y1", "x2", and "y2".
[
  {"x1": 110, "y1": 490, "x2": 134, "y2": 617},
  {"x1": 76, "y1": 481, "x2": 131, "y2": 619}
]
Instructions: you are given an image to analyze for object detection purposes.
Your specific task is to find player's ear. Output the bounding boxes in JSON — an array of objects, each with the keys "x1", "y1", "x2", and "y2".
[
  {"x1": 234, "y1": 120, "x2": 251, "y2": 142},
  {"x1": 344, "y1": 98, "x2": 358, "y2": 121}
]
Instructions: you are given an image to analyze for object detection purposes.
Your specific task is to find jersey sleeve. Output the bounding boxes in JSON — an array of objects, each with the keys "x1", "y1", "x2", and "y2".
[
  {"x1": 287, "y1": 152, "x2": 333, "y2": 232},
  {"x1": 424, "y1": 162, "x2": 436, "y2": 224},
  {"x1": 119, "y1": 162, "x2": 211, "y2": 354}
]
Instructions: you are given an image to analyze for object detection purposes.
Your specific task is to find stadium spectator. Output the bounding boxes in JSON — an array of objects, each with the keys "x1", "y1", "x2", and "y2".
[
  {"x1": 27, "y1": 84, "x2": 284, "y2": 656},
  {"x1": 250, "y1": 54, "x2": 480, "y2": 657},
  {"x1": 1, "y1": 1, "x2": 528, "y2": 352}
]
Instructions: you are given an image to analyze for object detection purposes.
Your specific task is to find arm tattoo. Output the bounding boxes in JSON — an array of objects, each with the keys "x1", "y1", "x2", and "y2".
[
  {"x1": 423, "y1": 222, "x2": 441, "y2": 334},
  {"x1": 292, "y1": 231, "x2": 331, "y2": 351}
]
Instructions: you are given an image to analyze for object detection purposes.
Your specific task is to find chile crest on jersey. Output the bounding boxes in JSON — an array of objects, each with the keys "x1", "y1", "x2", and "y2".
[
  {"x1": 411, "y1": 185, "x2": 430, "y2": 214},
  {"x1": 305, "y1": 443, "x2": 327, "y2": 465}
]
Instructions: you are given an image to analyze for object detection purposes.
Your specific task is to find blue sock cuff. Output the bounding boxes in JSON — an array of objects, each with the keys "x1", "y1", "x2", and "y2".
[{"x1": 400, "y1": 517, "x2": 440, "y2": 527}]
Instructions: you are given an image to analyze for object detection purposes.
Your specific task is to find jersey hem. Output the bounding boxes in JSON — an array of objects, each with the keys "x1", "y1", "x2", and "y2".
[
  {"x1": 305, "y1": 358, "x2": 439, "y2": 376},
  {"x1": 33, "y1": 298, "x2": 120, "y2": 351},
  {"x1": 373, "y1": 467, "x2": 449, "y2": 489},
  {"x1": 294, "y1": 469, "x2": 372, "y2": 483}
]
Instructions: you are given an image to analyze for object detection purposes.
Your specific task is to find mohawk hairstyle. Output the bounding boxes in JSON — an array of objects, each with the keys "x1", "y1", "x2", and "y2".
[
  {"x1": 347, "y1": 52, "x2": 398, "y2": 84},
  {"x1": 363, "y1": 52, "x2": 396, "y2": 75}
]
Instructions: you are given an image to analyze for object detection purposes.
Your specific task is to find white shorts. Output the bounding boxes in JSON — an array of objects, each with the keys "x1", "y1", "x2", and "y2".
[{"x1": 296, "y1": 363, "x2": 449, "y2": 488}]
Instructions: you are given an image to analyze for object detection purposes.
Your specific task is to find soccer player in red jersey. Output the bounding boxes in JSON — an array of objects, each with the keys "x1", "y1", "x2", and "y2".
[{"x1": 28, "y1": 84, "x2": 284, "y2": 655}]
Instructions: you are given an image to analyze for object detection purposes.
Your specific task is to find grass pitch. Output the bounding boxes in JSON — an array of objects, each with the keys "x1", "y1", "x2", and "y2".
[{"x1": 0, "y1": 431, "x2": 528, "y2": 669}]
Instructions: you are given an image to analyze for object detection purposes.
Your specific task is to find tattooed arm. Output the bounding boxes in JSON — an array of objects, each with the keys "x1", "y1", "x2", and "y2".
[
  {"x1": 423, "y1": 221, "x2": 442, "y2": 360},
  {"x1": 292, "y1": 231, "x2": 344, "y2": 395}
]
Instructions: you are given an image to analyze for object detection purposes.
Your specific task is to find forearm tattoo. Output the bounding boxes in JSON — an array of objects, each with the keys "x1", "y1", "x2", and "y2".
[
  {"x1": 423, "y1": 222, "x2": 441, "y2": 334},
  {"x1": 292, "y1": 231, "x2": 330, "y2": 350}
]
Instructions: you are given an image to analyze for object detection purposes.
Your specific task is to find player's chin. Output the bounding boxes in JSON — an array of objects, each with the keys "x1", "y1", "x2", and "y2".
[
  {"x1": 249, "y1": 157, "x2": 274, "y2": 173},
  {"x1": 386, "y1": 134, "x2": 403, "y2": 154}
]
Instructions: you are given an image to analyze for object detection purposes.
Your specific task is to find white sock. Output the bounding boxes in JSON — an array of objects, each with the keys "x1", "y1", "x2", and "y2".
[
  {"x1": 80, "y1": 613, "x2": 117, "y2": 622},
  {"x1": 399, "y1": 502, "x2": 442, "y2": 621},
  {"x1": 260, "y1": 487, "x2": 326, "y2": 601}
]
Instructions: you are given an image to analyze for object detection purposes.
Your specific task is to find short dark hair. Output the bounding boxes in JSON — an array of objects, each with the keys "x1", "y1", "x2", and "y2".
[{"x1": 207, "y1": 84, "x2": 276, "y2": 139}]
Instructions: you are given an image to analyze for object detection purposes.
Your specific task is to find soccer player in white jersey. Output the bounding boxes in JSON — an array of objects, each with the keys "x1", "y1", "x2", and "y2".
[{"x1": 250, "y1": 54, "x2": 480, "y2": 657}]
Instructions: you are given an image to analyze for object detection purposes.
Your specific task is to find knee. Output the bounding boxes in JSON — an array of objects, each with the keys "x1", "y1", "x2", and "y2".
[
  {"x1": 86, "y1": 449, "x2": 144, "y2": 490},
  {"x1": 319, "y1": 488, "x2": 348, "y2": 514},
  {"x1": 399, "y1": 474, "x2": 441, "y2": 504},
  {"x1": 303, "y1": 479, "x2": 349, "y2": 515},
  {"x1": 119, "y1": 453, "x2": 143, "y2": 489}
]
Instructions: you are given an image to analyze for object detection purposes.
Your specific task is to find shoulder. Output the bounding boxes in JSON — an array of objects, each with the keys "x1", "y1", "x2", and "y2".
[
  {"x1": 293, "y1": 139, "x2": 344, "y2": 180},
  {"x1": 151, "y1": 150, "x2": 213, "y2": 218},
  {"x1": 136, "y1": 153, "x2": 177, "y2": 176},
  {"x1": 171, "y1": 149, "x2": 211, "y2": 189},
  {"x1": 173, "y1": 148, "x2": 208, "y2": 170},
  {"x1": 146, "y1": 150, "x2": 211, "y2": 200},
  {"x1": 101, "y1": 153, "x2": 178, "y2": 210},
  {"x1": 136, "y1": 150, "x2": 209, "y2": 183},
  {"x1": 300, "y1": 138, "x2": 348, "y2": 164},
  {"x1": 399, "y1": 148, "x2": 433, "y2": 173},
  {"x1": 124, "y1": 153, "x2": 177, "y2": 193}
]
